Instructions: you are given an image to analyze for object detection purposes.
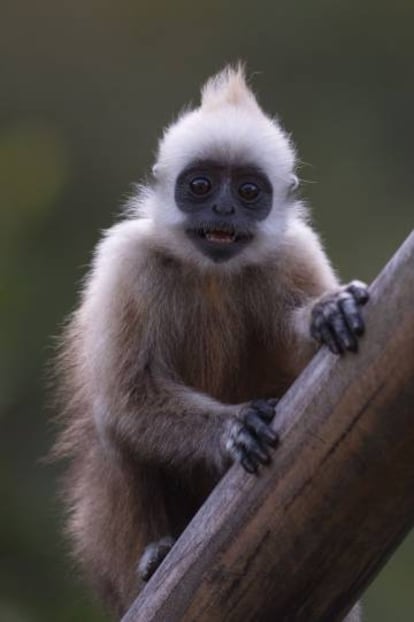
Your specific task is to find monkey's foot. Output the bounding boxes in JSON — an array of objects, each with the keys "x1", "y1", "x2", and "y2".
[
  {"x1": 310, "y1": 280, "x2": 369, "y2": 355},
  {"x1": 137, "y1": 536, "x2": 175, "y2": 582},
  {"x1": 225, "y1": 398, "x2": 279, "y2": 474}
]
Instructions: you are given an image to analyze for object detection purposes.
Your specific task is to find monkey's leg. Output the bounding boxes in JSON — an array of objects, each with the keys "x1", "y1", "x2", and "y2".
[
  {"x1": 67, "y1": 446, "x2": 174, "y2": 616},
  {"x1": 138, "y1": 536, "x2": 175, "y2": 581},
  {"x1": 137, "y1": 464, "x2": 216, "y2": 582}
]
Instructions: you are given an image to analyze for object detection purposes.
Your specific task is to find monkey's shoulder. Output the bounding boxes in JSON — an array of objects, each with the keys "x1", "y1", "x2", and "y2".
[
  {"x1": 276, "y1": 218, "x2": 338, "y2": 297},
  {"x1": 93, "y1": 218, "x2": 154, "y2": 275}
]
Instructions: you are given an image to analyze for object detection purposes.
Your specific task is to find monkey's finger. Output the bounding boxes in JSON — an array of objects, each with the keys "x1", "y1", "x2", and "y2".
[
  {"x1": 319, "y1": 323, "x2": 343, "y2": 354},
  {"x1": 252, "y1": 399, "x2": 275, "y2": 417},
  {"x1": 319, "y1": 300, "x2": 356, "y2": 354},
  {"x1": 310, "y1": 313, "x2": 324, "y2": 343},
  {"x1": 311, "y1": 303, "x2": 336, "y2": 341},
  {"x1": 310, "y1": 319, "x2": 322, "y2": 343},
  {"x1": 338, "y1": 295, "x2": 365, "y2": 336},
  {"x1": 139, "y1": 565, "x2": 153, "y2": 582},
  {"x1": 267, "y1": 398, "x2": 279, "y2": 408},
  {"x1": 233, "y1": 440, "x2": 261, "y2": 473},
  {"x1": 346, "y1": 281, "x2": 369, "y2": 305},
  {"x1": 244, "y1": 411, "x2": 279, "y2": 446},
  {"x1": 249, "y1": 399, "x2": 277, "y2": 421},
  {"x1": 237, "y1": 429, "x2": 271, "y2": 465},
  {"x1": 329, "y1": 310, "x2": 358, "y2": 353},
  {"x1": 240, "y1": 451, "x2": 258, "y2": 474},
  {"x1": 310, "y1": 305, "x2": 340, "y2": 354},
  {"x1": 252, "y1": 443, "x2": 271, "y2": 465}
]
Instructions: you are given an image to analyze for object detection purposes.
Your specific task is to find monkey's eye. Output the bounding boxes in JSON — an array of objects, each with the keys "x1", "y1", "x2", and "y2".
[
  {"x1": 238, "y1": 182, "x2": 260, "y2": 202},
  {"x1": 189, "y1": 177, "x2": 211, "y2": 197}
]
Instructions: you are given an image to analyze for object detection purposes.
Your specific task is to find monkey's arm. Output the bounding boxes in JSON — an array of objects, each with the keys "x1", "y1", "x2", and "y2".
[
  {"x1": 93, "y1": 371, "x2": 277, "y2": 474},
  {"x1": 282, "y1": 220, "x2": 369, "y2": 357}
]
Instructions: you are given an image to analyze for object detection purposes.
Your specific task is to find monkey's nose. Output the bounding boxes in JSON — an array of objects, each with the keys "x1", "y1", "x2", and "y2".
[{"x1": 212, "y1": 203, "x2": 235, "y2": 215}]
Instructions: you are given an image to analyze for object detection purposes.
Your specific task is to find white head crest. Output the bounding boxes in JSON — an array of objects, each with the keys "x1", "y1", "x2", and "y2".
[{"x1": 153, "y1": 66, "x2": 296, "y2": 189}]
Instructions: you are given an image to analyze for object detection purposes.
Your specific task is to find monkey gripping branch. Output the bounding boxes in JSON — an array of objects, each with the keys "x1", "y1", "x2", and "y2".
[{"x1": 122, "y1": 230, "x2": 414, "y2": 622}]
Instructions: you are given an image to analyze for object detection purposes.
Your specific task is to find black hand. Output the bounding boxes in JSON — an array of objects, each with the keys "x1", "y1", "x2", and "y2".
[
  {"x1": 311, "y1": 280, "x2": 369, "y2": 355},
  {"x1": 226, "y1": 398, "x2": 279, "y2": 474}
]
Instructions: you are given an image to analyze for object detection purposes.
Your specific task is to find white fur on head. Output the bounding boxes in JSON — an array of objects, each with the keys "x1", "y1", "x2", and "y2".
[{"x1": 136, "y1": 64, "x2": 302, "y2": 271}]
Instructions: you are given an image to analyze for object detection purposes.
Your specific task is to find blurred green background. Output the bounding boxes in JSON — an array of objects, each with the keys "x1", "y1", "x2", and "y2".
[{"x1": 1, "y1": 0, "x2": 413, "y2": 620}]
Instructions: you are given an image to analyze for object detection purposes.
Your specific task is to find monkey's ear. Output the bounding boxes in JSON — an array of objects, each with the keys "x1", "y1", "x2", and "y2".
[
  {"x1": 289, "y1": 174, "x2": 299, "y2": 192},
  {"x1": 152, "y1": 164, "x2": 159, "y2": 179}
]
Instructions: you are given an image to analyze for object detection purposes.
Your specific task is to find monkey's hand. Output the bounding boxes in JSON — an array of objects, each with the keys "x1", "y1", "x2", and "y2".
[
  {"x1": 310, "y1": 280, "x2": 369, "y2": 355},
  {"x1": 224, "y1": 399, "x2": 279, "y2": 474}
]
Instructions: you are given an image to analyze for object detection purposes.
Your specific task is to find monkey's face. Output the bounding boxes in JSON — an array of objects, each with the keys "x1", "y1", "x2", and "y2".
[{"x1": 174, "y1": 160, "x2": 273, "y2": 263}]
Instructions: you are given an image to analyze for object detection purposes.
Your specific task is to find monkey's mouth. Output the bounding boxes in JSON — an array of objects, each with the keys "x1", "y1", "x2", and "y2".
[
  {"x1": 188, "y1": 225, "x2": 252, "y2": 245},
  {"x1": 186, "y1": 223, "x2": 253, "y2": 262}
]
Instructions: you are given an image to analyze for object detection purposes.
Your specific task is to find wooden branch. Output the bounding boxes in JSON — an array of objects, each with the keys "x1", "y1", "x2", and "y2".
[{"x1": 123, "y1": 231, "x2": 414, "y2": 622}]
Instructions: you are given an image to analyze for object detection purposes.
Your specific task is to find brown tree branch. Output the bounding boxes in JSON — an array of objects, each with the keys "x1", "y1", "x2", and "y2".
[{"x1": 123, "y1": 231, "x2": 414, "y2": 622}]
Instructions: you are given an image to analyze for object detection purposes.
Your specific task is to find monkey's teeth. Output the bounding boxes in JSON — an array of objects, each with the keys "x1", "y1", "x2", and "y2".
[{"x1": 205, "y1": 231, "x2": 236, "y2": 243}]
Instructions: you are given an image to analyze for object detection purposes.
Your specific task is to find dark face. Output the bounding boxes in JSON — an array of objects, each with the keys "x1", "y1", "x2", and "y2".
[{"x1": 174, "y1": 160, "x2": 273, "y2": 262}]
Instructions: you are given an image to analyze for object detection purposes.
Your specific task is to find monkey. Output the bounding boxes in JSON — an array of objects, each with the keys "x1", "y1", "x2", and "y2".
[{"x1": 53, "y1": 65, "x2": 368, "y2": 621}]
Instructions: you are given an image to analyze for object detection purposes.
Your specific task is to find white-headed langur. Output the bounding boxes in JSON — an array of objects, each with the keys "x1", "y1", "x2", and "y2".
[{"x1": 53, "y1": 66, "x2": 367, "y2": 621}]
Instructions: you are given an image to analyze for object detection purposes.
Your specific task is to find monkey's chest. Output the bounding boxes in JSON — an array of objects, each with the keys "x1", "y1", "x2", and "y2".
[{"x1": 175, "y1": 308, "x2": 294, "y2": 404}]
